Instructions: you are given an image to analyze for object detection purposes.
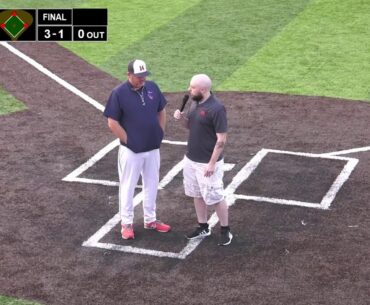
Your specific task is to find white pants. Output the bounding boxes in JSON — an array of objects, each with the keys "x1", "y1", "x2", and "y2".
[{"x1": 118, "y1": 145, "x2": 160, "y2": 225}]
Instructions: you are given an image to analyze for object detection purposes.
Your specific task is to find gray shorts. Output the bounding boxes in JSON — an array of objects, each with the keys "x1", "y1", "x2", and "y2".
[{"x1": 183, "y1": 156, "x2": 225, "y2": 205}]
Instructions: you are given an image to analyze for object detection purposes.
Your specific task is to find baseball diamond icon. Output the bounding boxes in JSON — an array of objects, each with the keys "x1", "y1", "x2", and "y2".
[{"x1": 0, "y1": 10, "x2": 33, "y2": 40}]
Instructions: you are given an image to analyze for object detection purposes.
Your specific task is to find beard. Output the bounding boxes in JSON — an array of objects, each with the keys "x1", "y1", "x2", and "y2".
[{"x1": 191, "y1": 93, "x2": 204, "y2": 102}]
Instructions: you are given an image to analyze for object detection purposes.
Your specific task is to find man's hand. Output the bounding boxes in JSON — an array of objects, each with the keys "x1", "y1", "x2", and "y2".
[
  {"x1": 173, "y1": 109, "x2": 183, "y2": 120},
  {"x1": 204, "y1": 162, "x2": 216, "y2": 177},
  {"x1": 107, "y1": 118, "x2": 127, "y2": 144}
]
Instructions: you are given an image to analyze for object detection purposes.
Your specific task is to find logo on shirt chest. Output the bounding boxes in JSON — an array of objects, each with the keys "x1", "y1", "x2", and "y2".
[
  {"x1": 147, "y1": 90, "x2": 154, "y2": 100},
  {"x1": 199, "y1": 109, "x2": 207, "y2": 117}
]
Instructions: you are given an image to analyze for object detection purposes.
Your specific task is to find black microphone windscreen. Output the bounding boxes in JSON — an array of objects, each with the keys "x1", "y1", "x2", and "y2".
[{"x1": 180, "y1": 94, "x2": 190, "y2": 112}]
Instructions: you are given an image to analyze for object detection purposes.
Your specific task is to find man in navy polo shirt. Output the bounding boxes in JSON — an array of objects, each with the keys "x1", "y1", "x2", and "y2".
[{"x1": 103, "y1": 59, "x2": 171, "y2": 240}]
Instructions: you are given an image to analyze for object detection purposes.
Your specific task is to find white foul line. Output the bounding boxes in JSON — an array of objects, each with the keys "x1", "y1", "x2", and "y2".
[
  {"x1": 0, "y1": 42, "x2": 105, "y2": 112},
  {"x1": 0, "y1": 42, "x2": 191, "y2": 148}
]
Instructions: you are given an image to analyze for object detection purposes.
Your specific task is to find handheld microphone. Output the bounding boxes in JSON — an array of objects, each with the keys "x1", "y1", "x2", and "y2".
[{"x1": 180, "y1": 94, "x2": 190, "y2": 112}]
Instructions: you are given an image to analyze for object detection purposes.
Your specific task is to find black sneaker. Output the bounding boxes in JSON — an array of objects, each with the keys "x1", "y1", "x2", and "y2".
[
  {"x1": 218, "y1": 229, "x2": 233, "y2": 246},
  {"x1": 185, "y1": 226, "x2": 211, "y2": 240}
]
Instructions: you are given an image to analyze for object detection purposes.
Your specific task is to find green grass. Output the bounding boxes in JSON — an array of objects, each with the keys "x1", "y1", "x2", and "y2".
[
  {"x1": 2, "y1": 0, "x2": 370, "y2": 101},
  {"x1": 0, "y1": 295, "x2": 43, "y2": 305},
  {"x1": 61, "y1": 0, "x2": 370, "y2": 100},
  {"x1": 100, "y1": 0, "x2": 311, "y2": 91},
  {"x1": 0, "y1": 86, "x2": 27, "y2": 115},
  {"x1": 56, "y1": 0, "x2": 311, "y2": 91},
  {"x1": 219, "y1": 0, "x2": 370, "y2": 101},
  {"x1": 61, "y1": 0, "x2": 201, "y2": 69}
]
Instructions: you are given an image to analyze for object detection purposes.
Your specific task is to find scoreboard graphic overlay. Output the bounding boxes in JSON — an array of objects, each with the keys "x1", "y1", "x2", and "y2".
[{"x1": 0, "y1": 9, "x2": 107, "y2": 41}]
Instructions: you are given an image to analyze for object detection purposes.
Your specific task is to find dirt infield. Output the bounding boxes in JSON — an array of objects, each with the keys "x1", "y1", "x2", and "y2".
[{"x1": 1, "y1": 42, "x2": 370, "y2": 305}]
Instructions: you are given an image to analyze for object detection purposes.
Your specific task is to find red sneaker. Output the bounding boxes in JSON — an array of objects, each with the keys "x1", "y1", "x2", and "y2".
[
  {"x1": 121, "y1": 224, "x2": 134, "y2": 239},
  {"x1": 144, "y1": 220, "x2": 171, "y2": 232}
]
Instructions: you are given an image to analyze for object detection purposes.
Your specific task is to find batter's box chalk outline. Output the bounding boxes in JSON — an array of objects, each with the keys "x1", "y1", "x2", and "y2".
[
  {"x1": 62, "y1": 138, "x2": 235, "y2": 188},
  {"x1": 64, "y1": 138, "x2": 236, "y2": 259},
  {"x1": 81, "y1": 159, "x2": 240, "y2": 260},
  {"x1": 230, "y1": 149, "x2": 359, "y2": 210}
]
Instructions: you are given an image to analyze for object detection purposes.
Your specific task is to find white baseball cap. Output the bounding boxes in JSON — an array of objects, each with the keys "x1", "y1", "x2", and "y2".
[{"x1": 127, "y1": 59, "x2": 150, "y2": 77}]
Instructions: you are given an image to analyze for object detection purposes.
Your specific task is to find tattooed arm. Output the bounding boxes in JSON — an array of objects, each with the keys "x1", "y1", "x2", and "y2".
[{"x1": 204, "y1": 132, "x2": 227, "y2": 177}]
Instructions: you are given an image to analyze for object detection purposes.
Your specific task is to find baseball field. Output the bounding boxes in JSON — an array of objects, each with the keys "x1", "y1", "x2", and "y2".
[{"x1": 1, "y1": 1, "x2": 370, "y2": 305}]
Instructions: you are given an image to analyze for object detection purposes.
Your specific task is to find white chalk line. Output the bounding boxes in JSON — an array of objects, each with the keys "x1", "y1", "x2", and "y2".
[
  {"x1": 81, "y1": 156, "x2": 185, "y2": 251},
  {"x1": 265, "y1": 148, "x2": 358, "y2": 161},
  {"x1": 322, "y1": 146, "x2": 370, "y2": 157},
  {"x1": 68, "y1": 138, "x2": 235, "y2": 259},
  {"x1": 62, "y1": 138, "x2": 233, "y2": 187},
  {"x1": 176, "y1": 151, "x2": 271, "y2": 258},
  {"x1": 67, "y1": 177, "x2": 119, "y2": 187},
  {"x1": 0, "y1": 42, "x2": 105, "y2": 112},
  {"x1": 162, "y1": 139, "x2": 187, "y2": 146},
  {"x1": 173, "y1": 153, "x2": 265, "y2": 259},
  {"x1": 66, "y1": 143, "x2": 367, "y2": 191},
  {"x1": 233, "y1": 149, "x2": 359, "y2": 210},
  {"x1": 87, "y1": 242, "x2": 182, "y2": 259},
  {"x1": 320, "y1": 158, "x2": 359, "y2": 209},
  {"x1": 233, "y1": 195, "x2": 321, "y2": 209},
  {"x1": 82, "y1": 158, "x2": 184, "y2": 258},
  {"x1": 82, "y1": 155, "x2": 237, "y2": 259},
  {"x1": 62, "y1": 139, "x2": 119, "y2": 183}
]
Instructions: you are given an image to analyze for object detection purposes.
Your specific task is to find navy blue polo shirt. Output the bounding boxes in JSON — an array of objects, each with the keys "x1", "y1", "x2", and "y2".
[
  {"x1": 103, "y1": 80, "x2": 167, "y2": 153},
  {"x1": 186, "y1": 94, "x2": 228, "y2": 163}
]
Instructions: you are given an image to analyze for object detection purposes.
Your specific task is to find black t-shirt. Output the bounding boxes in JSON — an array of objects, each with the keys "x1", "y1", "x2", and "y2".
[{"x1": 186, "y1": 94, "x2": 228, "y2": 163}]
